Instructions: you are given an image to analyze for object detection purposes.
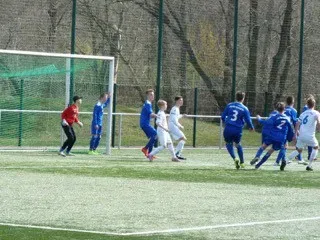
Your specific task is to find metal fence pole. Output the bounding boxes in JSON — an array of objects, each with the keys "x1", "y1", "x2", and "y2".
[
  {"x1": 118, "y1": 114, "x2": 123, "y2": 149},
  {"x1": 297, "y1": 0, "x2": 305, "y2": 115},
  {"x1": 69, "y1": 0, "x2": 77, "y2": 104},
  {"x1": 219, "y1": 118, "x2": 223, "y2": 149},
  {"x1": 192, "y1": 88, "x2": 198, "y2": 148},
  {"x1": 112, "y1": 83, "x2": 117, "y2": 147},
  {"x1": 231, "y1": 0, "x2": 239, "y2": 102},
  {"x1": 18, "y1": 79, "x2": 24, "y2": 147}
]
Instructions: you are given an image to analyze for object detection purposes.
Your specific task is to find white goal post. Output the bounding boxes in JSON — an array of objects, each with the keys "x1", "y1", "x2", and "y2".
[{"x1": 0, "y1": 49, "x2": 115, "y2": 155}]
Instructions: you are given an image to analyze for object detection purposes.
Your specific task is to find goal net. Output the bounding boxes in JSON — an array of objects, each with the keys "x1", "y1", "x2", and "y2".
[{"x1": 0, "y1": 49, "x2": 114, "y2": 154}]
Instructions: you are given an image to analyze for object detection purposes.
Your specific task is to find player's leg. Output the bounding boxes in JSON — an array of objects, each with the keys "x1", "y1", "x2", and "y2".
[
  {"x1": 166, "y1": 133, "x2": 179, "y2": 162},
  {"x1": 275, "y1": 142, "x2": 287, "y2": 164},
  {"x1": 255, "y1": 147, "x2": 275, "y2": 169},
  {"x1": 93, "y1": 126, "x2": 103, "y2": 151},
  {"x1": 59, "y1": 125, "x2": 73, "y2": 156},
  {"x1": 175, "y1": 137, "x2": 187, "y2": 160},
  {"x1": 169, "y1": 125, "x2": 187, "y2": 159},
  {"x1": 307, "y1": 146, "x2": 313, "y2": 161},
  {"x1": 224, "y1": 127, "x2": 236, "y2": 160},
  {"x1": 251, "y1": 143, "x2": 268, "y2": 165},
  {"x1": 306, "y1": 138, "x2": 318, "y2": 171},
  {"x1": 66, "y1": 127, "x2": 76, "y2": 155},
  {"x1": 89, "y1": 125, "x2": 99, "y2": 153},
  {"x1": 141, "y1": 125, "x2": 157, "y2": 156},
  {"x1": 148, "y1": 131, "x2": 165, "y2": 161}
]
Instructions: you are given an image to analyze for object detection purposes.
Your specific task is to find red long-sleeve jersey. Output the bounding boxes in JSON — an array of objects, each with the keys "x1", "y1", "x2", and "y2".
[{"x1": 61, "y1": 104, "x2": 79, "y2": 126}]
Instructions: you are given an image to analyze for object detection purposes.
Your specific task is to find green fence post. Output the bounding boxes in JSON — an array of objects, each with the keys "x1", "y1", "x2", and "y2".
[
  {"x1": 18, "y1": 79, "x2": 24, "y2": 147},
  {"x1": 231, "y1": 0, "x2": 239, "y2": 102},
  {"x1": 193, "y1": 88, "x2": 198, "y2": 148},
  {"x1": 69, "y1": 0, "x2": 77, "y2": 104},
  {"x1": 155, "y1": 0, "x2": 164, "y2": 112},
  {"x1": 111, "y1": 83, "x2": 117, "y2": 147},
  {"x1": 297, "y1": 0, "x2": 305, "y2": 115}
]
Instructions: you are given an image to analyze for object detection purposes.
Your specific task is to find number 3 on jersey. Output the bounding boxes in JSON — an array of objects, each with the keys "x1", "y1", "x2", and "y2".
[{"x1": 231, "y1": 110, "x2": 238, "y2": 121}]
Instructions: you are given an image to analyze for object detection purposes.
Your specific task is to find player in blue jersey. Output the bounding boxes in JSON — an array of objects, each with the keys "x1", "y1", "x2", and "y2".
[
  {"x1": 140, "y1": 89, "x2": 158, "y2": 158},
  {"x1": 221, "y1": 92, "x2": 254, "y2": 169},
  {"x1": 250, "y1": 108, "x2": 278, "y2": 165},
  {"x1": 88, "y1": 92, "x2": 111, "y2": 154},
  {"x1": 274, "y1": 96, "x2": 299, "y2": 165},
  {"x1": 254, "y1": 102, "x2": 294, "y2": 170}
]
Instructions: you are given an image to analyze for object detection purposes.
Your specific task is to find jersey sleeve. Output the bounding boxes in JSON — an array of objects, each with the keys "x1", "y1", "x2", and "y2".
[
  {"x1": 102, "y1": 98, "x2": 110, "y2": 108},
  {"x1": 92, "y1": 105, "x2": 99, "y2": 125},
  {"x1": 221, "y1": 105, "x2": 228, "y2": 122},
  {"x1": 170, "y1": 108, "x2": 182, "y2": 128},
  {"x1": 286, "y1": 122, "x2": 294, "y2": 142},
  {"x1": 244, "y1": 109, "x2": 254, "y2": 129},
  {"x1": 292, "y1": 110, "x2": 298, "y2": 126}
]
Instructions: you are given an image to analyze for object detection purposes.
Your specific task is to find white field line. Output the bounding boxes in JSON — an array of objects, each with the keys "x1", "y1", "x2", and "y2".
[{"x1": 1, "y1": 216, "x2": 320, "y2": 236}]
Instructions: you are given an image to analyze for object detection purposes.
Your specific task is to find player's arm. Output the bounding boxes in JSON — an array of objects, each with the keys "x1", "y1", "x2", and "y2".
[
  {"x1": 294, "y1": 120, "x2": 301, "y2": 138},
  {"x1": 287, "y1": 122, "x2": 294, "y2": 142},
  {"x1": 102, "y1": 92, "x2": 112, "y2": 108},
  {"x1": 92, "y1": 106, "x2": 99, "y2": 129},
  {"x1": 156, "y1": 115, "x2": 169, "y2": 132},
  {"x1": 170, "y1": 109, "x2": 183, "y2": 129},
  {"x1": 244, "y1": 109, "x2": 254, "y2": 130},
  {"x1": 292, "y1": 110, "x2": 298, "y2": 127},
  {"x1": 221, "y1": 106, "x2": 228, "y2": 123}
]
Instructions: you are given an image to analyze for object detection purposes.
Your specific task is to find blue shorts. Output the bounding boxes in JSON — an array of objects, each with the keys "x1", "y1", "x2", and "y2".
[
  {"x1": 264, "y1": 138, "x2": 284, "y2": 151},
  {"x1": 261, "y1": 133, "x2": 269, "y2": 144},
  {"x1": 91, "y1": 125, "x2": 102, "y2": 135},
  {"x1": 223, "y1": 125, "x2": 242, "y2": 144},
  {"x1": 141, "y1": 125, "x2": 157, "y2": 138}
]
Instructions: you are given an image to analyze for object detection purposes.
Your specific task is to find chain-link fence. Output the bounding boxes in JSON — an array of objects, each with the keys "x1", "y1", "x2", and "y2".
[{"x1": 1, "y1": 0, "x2": 320, "y2": 148}]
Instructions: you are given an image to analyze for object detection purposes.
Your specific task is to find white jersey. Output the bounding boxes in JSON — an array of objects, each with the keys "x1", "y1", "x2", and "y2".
[
  {"x1": 156, "y1": 110, "x2": 168, "y2": 133},
  {"x1": 169, "y1": 106, "x2": 182, "y2": 129},
  {"x1": 298, "y1": 109, "x2": 320, "y2": 138}
]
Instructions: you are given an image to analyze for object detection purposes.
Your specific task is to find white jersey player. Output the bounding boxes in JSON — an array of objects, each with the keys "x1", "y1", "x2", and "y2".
[
  {"x1": 169, "y1": 96, "x2": 187, "y2": 160},
  {"x1": 287, "y1": 98, "x2": 320, "y2": 171},
  {"x1": 147, "y1": 100, "x2": 179, "y2": 162}
]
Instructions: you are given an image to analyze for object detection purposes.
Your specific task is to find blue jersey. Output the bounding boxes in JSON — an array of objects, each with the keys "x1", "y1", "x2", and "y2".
[
  {"x1": 260, "y1": 110, "x2": 278, "y2": 136},
  {"x1": 91, "y1": 99, "x2": 110, "y2": 126},
  {"x1": 221, "y1": 102, "x2": 254, "y2": 129},
  {"x1": 302, "y1": 105, "x2": 308, "y2": 113},
  {"x1": 263, "y1": 113, "x2": 293, "y2": 143},
  {"x1": 140, "y1": 100, "x2": 153, "y2": 127},
  {"x1": 284, "y1": 106, "x2": 297, "y2": 126}
]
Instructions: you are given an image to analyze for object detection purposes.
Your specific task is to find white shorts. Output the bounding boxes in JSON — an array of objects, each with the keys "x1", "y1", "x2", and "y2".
[
  {"x1": 169, "y1": 125, "x2": 186, "y2": 141},
  {"x1": 296, "y1": 135, "x2": 318, "y2": 149},
  {"x1": 157, "y1": 130, "x2": 172, "y2": 146}
]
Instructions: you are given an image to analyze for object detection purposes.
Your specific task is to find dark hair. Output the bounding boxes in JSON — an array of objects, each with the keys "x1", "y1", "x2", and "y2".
[
  {"x1": 236, "y1": 92, "x2": 245, "y2": 102},
  {"x1": 286, "y1": 96, "x2": 294, "y2": 105},
  {"x1": 307, "y1": 98, "x2": 316, "y2": 109},
  {"x1": 276, "y1": 102, "x2": 285, "y2": 112},
  {"x1": 175, "y1": 96, "x2": 183, "y2": 102},
  {"x1": 146, "y1": 89, "x2": 154, "y2": 95}
]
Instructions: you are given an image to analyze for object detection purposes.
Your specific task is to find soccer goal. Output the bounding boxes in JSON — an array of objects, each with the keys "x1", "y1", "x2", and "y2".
[{"x1": 0, "y1": 49, "x2": 115, "y2": 154}]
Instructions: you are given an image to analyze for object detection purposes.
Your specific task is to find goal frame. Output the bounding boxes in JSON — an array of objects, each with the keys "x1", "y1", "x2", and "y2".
[{"x1": 0, "y1": 49, "x2": 115, "y2": 155}]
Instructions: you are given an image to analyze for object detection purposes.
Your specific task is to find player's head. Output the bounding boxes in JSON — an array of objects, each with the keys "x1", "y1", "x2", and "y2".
[
  {"x1": 73, "y1": 95, "x2": 82, "y2": 105},
  {"x1": 236, "y1": 91, "x2": 245, "y2": 102},
  {"x1": 307, "y1": 97, "x2": 316, "y2": 109},
  {"x1": 276, "y1": 102, "x2": 285, "y2": 113},
  {"x1": 157, "y1": 99, "x2": 167, "y2": 110},
  {"x1": 286, "y1": 96, "x2": 294, "y2": 106},
  {"x1": 99, "y1": 93, "x2": 108, "y2": 102},
  {"x1": 304, "y1": 94, "x2": 315, "y2": 102},
  {"x1": 146, "y1": 89, "x2": 155, "y2": 102},
  {"x1": 174, "y1": 96, "x2": 183, "y2": 106}
]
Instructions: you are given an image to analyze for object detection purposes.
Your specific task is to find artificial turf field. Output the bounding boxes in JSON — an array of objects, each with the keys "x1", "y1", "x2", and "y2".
[{"x1": 0, "y1": 149, "x2": 319, "y2": 240}]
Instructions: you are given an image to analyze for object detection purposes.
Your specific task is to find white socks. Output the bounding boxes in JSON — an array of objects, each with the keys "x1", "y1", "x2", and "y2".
[
  {"x1": 308, "y1": 149, "x2": 318, "y2": 167},
  {"x1": 149, "y1": 146, "x2": 165, "y2": 156},
  {"x1": 168, "y1": 143, "x2": 175, "y2": 158},
  {"x1": 288, "y1": 150, "x2": 299, "y2": 160},
  {"x1": 176, "y1": 140, "x2": 185, "y2": 155}
]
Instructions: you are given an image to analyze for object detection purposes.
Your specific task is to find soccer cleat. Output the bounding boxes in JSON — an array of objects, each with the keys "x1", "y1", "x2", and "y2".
[
  {"x1": 88, "y1": 150, "x2": 95, "y2": 155},
  {"x1": 66, "y1": 153, "x2": 75, "y2": 156},
  {"x1": 141, "y1": 147, "x2": 148, "y2": 157},
  {"x1": 58, "y1": 151, "x2": 66, "y2": 157},
  {"x1": 234, "y1": 158, "x2": 240, "y2": 170},
  {"x1": 273, "y1": 162, "x2": 280, "y2": 166},
  {"x1": 287, "y1": 160, "x2": 292, "y2": 164},
  {"x1": 306, "y1": 166, "x2": 313, "y2": 171},
  {"x1": 176, "y1": 154, "x2": 186, "y2": 160},
  {"x1": 280, "y1": 160, "x2": 286, "y2": 171},
  {"x1": 298, "y1": 160, "x2": 308, "y2": 165},
  {"x1": 240, "y1": 163, "x2": 245, "y2": 169},
  {"x1": 172, "y1": 157, "x2": 181, "y2": 162},
  {"x1": 147, "y1": 154, "x2": 154, "y2": 162},
  {"x1": 250, "y1": 157, "x2": 259, "y2": 166}
]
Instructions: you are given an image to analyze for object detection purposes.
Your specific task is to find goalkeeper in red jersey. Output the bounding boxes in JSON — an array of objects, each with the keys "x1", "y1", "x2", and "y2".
[{"x1": 59, "y1": 96, "x2": 83, "y2": 157}]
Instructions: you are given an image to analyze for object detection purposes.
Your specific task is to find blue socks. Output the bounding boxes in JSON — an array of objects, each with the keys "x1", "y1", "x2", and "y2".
[
  {"x1": 90, "y1": 135, "x2": 100, "y2": 150},
  {"x1": 236, "y1": 145, "x2": 244, "y2": 163},
  {"x1": 146, "y1": 135, "x2": 157, "y2": 153},
  {"x1": 226, "y1": 143, "x2": 236, "y2": 159},
  {"x1": 256, "y1": 152, "x2": 271, "y2": 168},
  {"x1": 276, "y1": 148, "x2": 286, "y2": 164},
  {"x1": 308, "y1": 146, "x2": 313, "y2": 160},
  {"x1": 255, "y1": 147, "x2": 264, "y2": 159}
]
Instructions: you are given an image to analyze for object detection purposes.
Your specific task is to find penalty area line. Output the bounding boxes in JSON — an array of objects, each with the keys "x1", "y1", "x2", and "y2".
[{"x1": 1, "y1": 216, "x2": 320, "y2": 236}]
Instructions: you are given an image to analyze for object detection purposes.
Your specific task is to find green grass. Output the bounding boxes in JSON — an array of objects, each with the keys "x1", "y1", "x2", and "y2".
[{"x1": 0, "y1": 149, "x2": 320, "y2": 239}]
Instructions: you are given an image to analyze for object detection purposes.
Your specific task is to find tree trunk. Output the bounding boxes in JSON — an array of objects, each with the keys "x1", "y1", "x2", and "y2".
[
  {"x1": 267, "y1": 0, "x2": 293, "y2": 108},
  {"x1": 47, "y1": 0, "x2": 58, "y2": 52},
  {"x1": 245, "y1": 0, "x2": 259, "y2": 113},
  {"x1": 179, "y1": 0, "x2": 187, "y2": 113}
]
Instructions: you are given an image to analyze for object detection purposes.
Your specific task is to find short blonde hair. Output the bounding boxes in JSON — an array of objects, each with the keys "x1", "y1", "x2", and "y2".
[
  {"x1": 157, "y1": 99, "x2": 167, "y2": 108},
  {"x1": 146, "y1": 89, "x2": 154, "y2": 95}
]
